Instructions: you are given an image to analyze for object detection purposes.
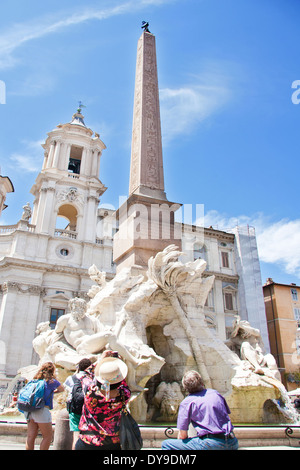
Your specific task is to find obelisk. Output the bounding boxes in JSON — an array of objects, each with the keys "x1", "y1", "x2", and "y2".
[
  {"x1": 129, "y1": 30, "x2": 166, "y2": 201},
  {"x1": 113, "y1": 26, "x2": 182, "y2": 273}
]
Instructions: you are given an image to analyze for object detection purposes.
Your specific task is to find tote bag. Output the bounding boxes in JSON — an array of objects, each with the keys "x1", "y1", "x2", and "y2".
[
  {"x1": 119, "y1": 407, "x2": 143, "y2": 450},
  {"x1": 119, "y1": 392, "x2": 143, "y2": 451}
]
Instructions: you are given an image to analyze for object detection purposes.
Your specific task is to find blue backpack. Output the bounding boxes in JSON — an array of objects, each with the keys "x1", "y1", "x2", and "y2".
[{"x1": 17, "y1": 379, "x2": 46, "y2": 413}]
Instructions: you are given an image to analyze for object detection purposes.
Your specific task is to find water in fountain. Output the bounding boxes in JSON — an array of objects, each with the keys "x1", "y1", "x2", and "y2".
[
  {"x1": 260, "y1": 374, "x2": 300, "y2": 424},
  {"x1": 276, "y1": 384, "x2": 300, "y2": 424},
  {"x1": 0, "y1": 374, "x2": 22, "y2": 412}
]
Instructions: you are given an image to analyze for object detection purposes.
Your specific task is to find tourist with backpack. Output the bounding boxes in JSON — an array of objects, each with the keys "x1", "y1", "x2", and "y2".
[
  {"x1": 65, "y1": 358, "x2": 92, "y2": 449},
  {"x1": 21, "y1": 362, "x2": 64, "y2": 450}
]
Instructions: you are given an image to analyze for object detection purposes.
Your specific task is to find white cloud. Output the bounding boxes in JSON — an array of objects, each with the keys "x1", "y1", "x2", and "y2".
[
  {"x1": 9, "y1": 73, "x2": 56, "y2": 97},
  {"x1": 202, "y1": 210, "x2": 300, "y2": 280},
  {"x1": 256, "y1": 219, "x2": 300, "y2": 276},
  {"x1": 203, "y1": 209, "x2": 254, "y2": 232},
  {"x1": 160, "y1": 70, "x2": 232, "y2": 144},
  {"x1": 9, "y1": 140, "x2": 44, "y2": 173},
  {"x1": 0, "y1": 0, "x2": 176, "y2": 69}
]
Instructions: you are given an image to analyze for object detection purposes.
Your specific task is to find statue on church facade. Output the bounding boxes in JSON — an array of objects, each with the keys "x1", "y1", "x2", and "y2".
[{"x1": 21, "y1": 202, "x2": 31, "y2": 221}]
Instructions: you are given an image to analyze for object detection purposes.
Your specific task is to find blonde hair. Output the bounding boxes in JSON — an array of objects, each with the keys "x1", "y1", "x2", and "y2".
[{"x1": 34, "y1": 362, "x2": 56, "y2": 382}]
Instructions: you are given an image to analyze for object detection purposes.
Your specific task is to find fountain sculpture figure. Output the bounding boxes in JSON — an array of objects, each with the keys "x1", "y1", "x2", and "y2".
[{"x1": 11, "y1": 245, "x2": 298, "y2": 424}]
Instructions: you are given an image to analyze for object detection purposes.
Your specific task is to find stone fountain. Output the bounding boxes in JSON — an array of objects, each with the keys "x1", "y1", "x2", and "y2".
[{"x1": 7, "y1": 245, "x2": 299, "y2": 425}]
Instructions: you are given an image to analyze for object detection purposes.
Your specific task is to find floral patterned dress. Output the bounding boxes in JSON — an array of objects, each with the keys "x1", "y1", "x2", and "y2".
[{"x1": 77, "y1": 366, "x2": 131, "y2": 448}]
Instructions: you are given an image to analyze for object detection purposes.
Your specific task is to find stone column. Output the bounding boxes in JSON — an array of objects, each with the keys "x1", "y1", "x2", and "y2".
[
  {"x1": 91, "y1": 150, "x2": 99, "y2": 177},
  {"x1": 32, "y1": 186, "x2": 46, "y2": 233},
  {"x1": 42, "y1": 150, "x2": 48, "y2": 170},
  {"x1": 63, "y1": 143, "x2": 71, "y2": 171},
  {"x1": 214, "y1": 279, "x2": 226, "y2": 340},
  {"x1": 84, "y1": 148, "x2": 92, "y2": 176},
  {"x1": 52, "y1": 141, "x2": 61, "y2": 168},
  {"x1": 40, "y1": 187, "x2": 56, "y2": 235},
  {"x1": 80, "y1": 147, "x2": 87, "y2": 175},
  {"x1": 46, "y1": 141, "x2": 56, "y2": 168},
  {"x1": 76, "y1": 213, "x2": 84, "y2": 241},
  {"x1": 84, "y1": 194, "x2": 98, "y2": 242},
  {"x1": 0, "y1": 284, "x2": 20, "y2": 376}
]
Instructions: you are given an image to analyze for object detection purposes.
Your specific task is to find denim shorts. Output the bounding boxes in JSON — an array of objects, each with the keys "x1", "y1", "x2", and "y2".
[
  {"x1": 162, "y1": 434, "x2": 239, "y2": 451},
  {"x1": 25, "y1": 407, "x2": 52, "y2": 424}
]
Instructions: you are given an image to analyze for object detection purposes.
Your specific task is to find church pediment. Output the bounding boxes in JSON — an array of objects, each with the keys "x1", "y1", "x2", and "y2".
[{"x1": 43, "y1": 292, "x2": 70, "y2": 302}]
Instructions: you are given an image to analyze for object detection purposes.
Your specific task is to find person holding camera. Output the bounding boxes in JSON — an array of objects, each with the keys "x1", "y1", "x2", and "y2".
[{"x1": 75, "y1": 351, "x2": 131, "y2": 450}]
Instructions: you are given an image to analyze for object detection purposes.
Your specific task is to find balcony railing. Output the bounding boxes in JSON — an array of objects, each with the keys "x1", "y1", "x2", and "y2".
[
  {"x1": 0, "y1": 223, "x2": 36, "y2": 234},
  {"x1": 54, "y1": 228, "x2": 77, "y2": 240},
  {"x1": 0, "y1": 224, "x2": 112, "y2": 246},
  {"x1": 0, "y1": 224, "x2": 17, "y2": 234}
]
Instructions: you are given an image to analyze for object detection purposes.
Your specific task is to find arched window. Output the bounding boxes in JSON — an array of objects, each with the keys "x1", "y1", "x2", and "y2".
[
  {"x1": 68, "y1": 145, "x2": 83, "y2": 174},
  {"x1": 55, "y1": 204, "x2": 78, "y2": 237}
]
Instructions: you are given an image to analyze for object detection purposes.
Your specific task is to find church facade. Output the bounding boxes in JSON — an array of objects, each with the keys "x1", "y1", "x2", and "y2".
[
  {"x1": 0, "y1": 109, "x2": 115, "y2": 381},
  {"x1": 0, "y1": 29, "x2": 268, "y2": 386}
]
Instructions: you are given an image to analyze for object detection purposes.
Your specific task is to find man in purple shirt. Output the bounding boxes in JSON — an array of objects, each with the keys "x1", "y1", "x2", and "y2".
[{"x1": 161, "y1": 370, "x2": 238, "y2": 450}]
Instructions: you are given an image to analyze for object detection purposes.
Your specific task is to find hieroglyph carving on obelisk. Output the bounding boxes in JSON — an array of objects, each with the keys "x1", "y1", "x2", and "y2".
[{"x1": 129, "y1": 31, "x2": 165, "y2": 198}]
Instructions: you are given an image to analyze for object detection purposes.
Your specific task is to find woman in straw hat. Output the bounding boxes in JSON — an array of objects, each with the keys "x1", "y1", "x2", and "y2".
[{"x1": 75, "y1": 350, "x2": 131, "y2": 450}]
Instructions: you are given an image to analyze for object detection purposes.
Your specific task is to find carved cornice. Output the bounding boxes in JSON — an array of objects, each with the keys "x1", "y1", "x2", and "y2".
[
  {"x1": 204, "y1": 228, "x2": 235, "y2": 242},
  {"x1": 1, "y1": 281, "x2": 46, "y2": 295},
  {"x1": 40, "y1": 186, "x2": 56, "y2": 193},
  {"x1": 72, "y1": 291, "x2": 90, "y2": 301},
  {"x1": 0, "y1": 256, "x2": 89, "y2": 277},
  {"x1": 203, "y1": 271, "x2": 239, "y2": 284},
  {"x1": 180, "y1": 223, "x2": 235, "y2": 243},
  {"x1": 87, "y1": 195, "x2": 100, "y2": 203}
]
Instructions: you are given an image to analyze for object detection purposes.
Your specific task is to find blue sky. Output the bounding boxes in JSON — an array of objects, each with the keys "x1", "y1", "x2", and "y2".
[{"x1": 0, "y1": 0, "x2": 300, "y2": 286}]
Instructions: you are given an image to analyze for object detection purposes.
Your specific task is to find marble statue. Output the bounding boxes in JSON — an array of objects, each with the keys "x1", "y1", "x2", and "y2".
[
  {"x1": 150, "y1": 381, "x2": 184, "y2": 422},
  {"x1": 32, "y1": 321, "x2": 54, "y2": 359},
  {"x1": 32, "y1": 297, "x2": 152, "y2": 392},
  {"x1": 27, "y1": 244, "x2": 295, "y2": 423},
  {"x1": 147, "y1": 245, "x2": 215, "y2": 388},
  {"x1": 227, "y1": 316, "x2": 281, "y2": 381},
  {"x1": 21, "y1": 202, "x2": 31, "y2": 221}
]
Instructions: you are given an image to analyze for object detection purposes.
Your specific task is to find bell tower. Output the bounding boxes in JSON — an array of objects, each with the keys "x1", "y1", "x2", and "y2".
[
  {"x1": 0, "y1": 108, "x2": 109, "y2": 381},
  {"x1": 30, "y1": 107, "x2": 107, "y2": 243}
]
